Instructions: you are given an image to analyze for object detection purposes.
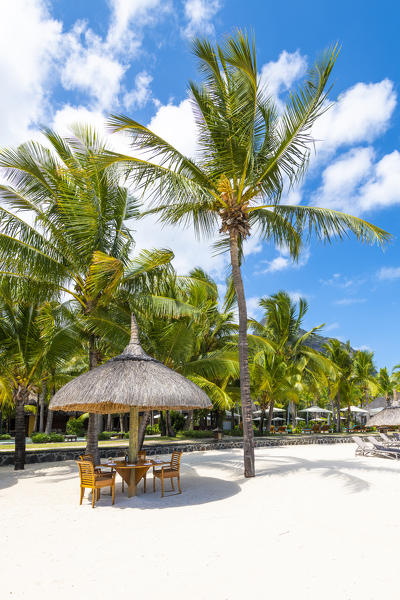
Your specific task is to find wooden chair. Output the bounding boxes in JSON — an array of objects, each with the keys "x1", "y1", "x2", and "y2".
[
  {"x1": 77, "y1": 460, "x2": 116, "y2": 508},
  {"x1": 270, "y1": 425, "x2": 275, "y2": 434},
  {"x1": 277, "y1": 426, "x2": 287, "y2": 434},
  {"x1": 153, "y1": 451, "x2": 182, "y2": 497},
  {"x1": 138, "y1": 450, "x2": 146, "y2": 461}
]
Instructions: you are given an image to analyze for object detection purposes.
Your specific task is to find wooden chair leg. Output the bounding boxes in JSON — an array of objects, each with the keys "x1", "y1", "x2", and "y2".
[
  {"x1": 80, "y1": 487, "x2": 85, "y2": 505},
  {"x1": 92, "y1": 488, "x2": 96, "y2": 508},
  {"x1": 178, "y1": 474, "x2": 181, "y2": 494},
  {"x1": 112, "y1": 482, "x2": 115, "y2": 505},
  {"x1": 161, "y1": 473, "x2": 164, "y2": 497},
  {"x1": 97, "y1": 489, "x2": 100, "y2": 500},
  {"x1": 153, "y1": 475, "x2": 156, "y2": 492},
  {"x1": 171, "y1": 477, "x2": 174, "y2": 491},
  {"x1": 144, "y1": 474, "x2": 146, "y2": 493}
]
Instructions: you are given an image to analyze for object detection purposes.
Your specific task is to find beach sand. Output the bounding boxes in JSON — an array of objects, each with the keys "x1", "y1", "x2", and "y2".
[{"x1": 1, "y1": 444, "x2": 399, "y2": 599}]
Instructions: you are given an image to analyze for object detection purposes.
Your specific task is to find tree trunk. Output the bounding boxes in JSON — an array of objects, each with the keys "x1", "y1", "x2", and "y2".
[
  {"x1": 14, "y1": 386, "x2": 28, "y2": 470},
  {"x1": 259, "y1": 406, "x2": 266, "y2": 435},
  {"x1": 33, "y1": 393, "x2": 39, "y2": 432},
  {"x1": 336, "y1": 392, "x2": 341, "y2": 432},
  {"x1": 229, "y1": 231, "x2": 255, "y2": 477},
  {"x1": 86, "y1": 335, "x2": 100, "y2": 464},
  {"x1": 231, "y1": 407, "x2": 235, "y2": 431},
  {"x1": 347, "y1": 404, "x2": 351, "y2": 432},
  {"x1": 185, "y1": 410, "x2": 194, "y2": 431},
  {"x1": 39, "y1": 381, "x2": 47, "y2": 433},
  {"x1": 45, "y1": 405, "x2": 54, "y2": 434},
  {"x1": 106, "y1": 413, "x2": 112, "y2": 431},
  {"x1": 165, "y1": 410, "x2": 175, "y2": 437},
  {"x1": 138, "y1": 411, "x2": 151, "y2": 450},
  {"x1": 266, "y1": 400, "x2": 275, "y2": 433},
  {"x1": 119, "y1": 414, "x2": 124, "y2": 432},
  {"x1": 364, "y1": 387, "x2": 368, "y2": 409}
]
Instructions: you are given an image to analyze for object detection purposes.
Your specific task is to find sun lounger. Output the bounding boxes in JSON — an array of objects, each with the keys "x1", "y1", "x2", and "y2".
[
  {"x1": 366, "y1": 436, "x2": 400, "y2": 459},
  {"x1": 393, "y1": 433, "x2": 400, "y2": 442},
  {"x1": 353, "y1": 436, "x2": 375, "y2": 456}
]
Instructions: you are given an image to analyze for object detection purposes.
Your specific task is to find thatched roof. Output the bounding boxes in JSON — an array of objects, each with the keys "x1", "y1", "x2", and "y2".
[
  {"x1": 49, "y1": 315, "x2": 212, "y2": 414},
  {"x1": 366, "y1": 406, "x2": 400, "y2": 427}
]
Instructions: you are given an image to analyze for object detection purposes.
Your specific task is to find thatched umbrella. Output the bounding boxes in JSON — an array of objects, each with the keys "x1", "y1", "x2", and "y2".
[
  {"x1": 49, "y1": 314, "x2": 212, "y2": 496},
  {"x1": 366, "y1": 406, "x2": 400, "y2": 428}
]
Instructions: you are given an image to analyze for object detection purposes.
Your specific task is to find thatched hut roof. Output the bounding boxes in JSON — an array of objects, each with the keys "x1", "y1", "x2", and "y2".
[
  {"x1": 49, "y1": 315, "x2": 212, "y2": 414},
  {"x1": 366, "y1": 406, "x2": 400, "y2": 428}
]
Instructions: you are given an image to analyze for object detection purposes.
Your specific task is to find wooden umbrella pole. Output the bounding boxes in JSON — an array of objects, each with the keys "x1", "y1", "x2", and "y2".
[{"x1": 128, "y1": 407, "x2": 139, "y2": 497}]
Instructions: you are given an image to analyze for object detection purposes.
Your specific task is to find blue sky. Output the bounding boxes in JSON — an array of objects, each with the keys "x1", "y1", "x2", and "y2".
[{"x1": 1, "y1": 0, "x2": 399, "y2": 370}]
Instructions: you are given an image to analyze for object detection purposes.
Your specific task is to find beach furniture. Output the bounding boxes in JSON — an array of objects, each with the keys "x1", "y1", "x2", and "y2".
[
  {"x1": 366, "y1": 437, "x2": 400, "y2": 459},
  {"x1": 277, "y1": 426, "x2": 286, "y2": 434},
  {"x1": 153, "y1": 451, "x2": 183, "y2": 497},
  {"x1": 77, "y1": 460, "x2": 116, "y2": 508},
  {"x1": 353, "y1": 436, "x2": 375, "y2": 456}
]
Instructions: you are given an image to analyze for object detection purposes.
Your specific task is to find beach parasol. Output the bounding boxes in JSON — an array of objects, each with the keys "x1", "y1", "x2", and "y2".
[
  {"x1": 340, "y1": 406, "x2": 369, "y2": 414},
  {"x1": 50, "y1": 314, "x2": 212, "y2": 496},
  {"x1": 298, "y1": 405, "x2": 332, "y2": 414},
  {"x1": 365, "y1": 406, "x2": 400, "y2": 428}
]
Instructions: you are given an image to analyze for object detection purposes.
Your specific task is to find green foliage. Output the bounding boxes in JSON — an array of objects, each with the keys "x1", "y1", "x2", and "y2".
[
  {"x1": 176, "y1": 429, "x2": 212, "y2": 439},
  {"x1": 170, "y1": 411, "x2": 185, "y2": 432},
  {"x1": 145, "y1": 424, "x2": 159, "y2": 435},
  {"x1": 0, "y1": 433, "x2": 11, "y2": 440},
  {"x1": 31, "y1": 432, "x2": 64, "y2": 443},
  {"x1": 66, "y1": 418, "x2": 85, "y2": 437},
  {"x1": 98, "y1": 431, "x2": 118, "y2": 441}
]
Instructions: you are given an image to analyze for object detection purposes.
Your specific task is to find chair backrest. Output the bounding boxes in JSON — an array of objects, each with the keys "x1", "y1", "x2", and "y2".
[
  {"x1": 79, "y1": 453, "x2": 94, "y2": 464},
  {"x1": 367, "y1": 436, "x2": 379, "y2": 447},
  {"x1": 138, "y1": 450, "x2": 146, "y2": 461},
  {"x1": 393, "y1": 433, "x2": 400, "y2": 441},
  {"x1": 170, "y1": 451, "x2": 183, "y2": 471},
  {"x1": 379, "y1": 432, "x2": 390, "y2": 442},
  {"x1": 77, "y1": 460, "x2": 96, "y2": 485}
]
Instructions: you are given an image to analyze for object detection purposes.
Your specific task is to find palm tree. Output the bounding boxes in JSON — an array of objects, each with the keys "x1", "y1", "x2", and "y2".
[
  {"x1": 0, "y1": 125, "x2": 174, "y2": 462},
  {"x1": 352, "y1": 350, "x2": 378, "y2": 407},
  {"x1": 0, "y1": 289, "x2": 79, "y2": 469},
  {"x1": 323, "y1": 339, "x2": 353, "y2": 431},
  {"x1": 251, "y1": 291, "x2": 333, "y2": 433},
  {"x1": 107, "y1": 32, "x2": 389, "y2": 476},
  {"x1": 377, "y1": 367, "x2": 394, "y2": 406}
]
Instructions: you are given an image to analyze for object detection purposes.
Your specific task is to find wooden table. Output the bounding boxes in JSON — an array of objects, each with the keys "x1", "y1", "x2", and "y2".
[{"x1": 101, "y1": 459, "x2": 169, "y2": 498}]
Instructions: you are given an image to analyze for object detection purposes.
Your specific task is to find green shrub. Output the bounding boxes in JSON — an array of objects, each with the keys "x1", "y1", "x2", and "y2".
[
  {"x1": 66, "y1": 418, "x2": 85, "y2": 437},
  {"x1": 124, "y1": 431, "x2": 129, "y2": 439},
  {"x1": 31, "y1": 433, "x2": 51, "y2": 443},
  {"x1": 170, "y1": 411, "x2": 185, "y2": 432},
  {"x1": 0, "y1": 433, "x2": 11, "y2": 440},
  {"x1": 145, "y1": 424, "x2": 160, "y2": 435},
  {"x1": 177, "y1": 429, "x2": 212, "y2": 439},
  {"x1": 49, "y1": 433, "x2": 64, "y2": 442},
  {"x1": 98, "y1": 431, "x2": 116, "y2": 441}
]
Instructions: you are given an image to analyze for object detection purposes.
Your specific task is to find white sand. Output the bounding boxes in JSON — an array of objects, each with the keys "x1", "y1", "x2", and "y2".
[{"x1": 1, "y1": 444, "x2": 399, "y2": 600}]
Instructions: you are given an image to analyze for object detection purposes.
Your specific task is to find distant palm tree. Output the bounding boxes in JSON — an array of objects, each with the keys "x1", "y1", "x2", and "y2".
[
  {"x1": 352, "y1": 350, "x2": 378, "y2": 407},
  {"x1": 377, "y1": 367, "x2": 394, "y2": 406},
  {"x1": 0, "y1": 125, "x2": 174, "y2": 463},
  {"x1": 0, "y1": 290, "x2": 79, "y2": 469},
  {"x1": 252, "y1": 291, "x2": 333, "y2": 432},
  {"x1": 323, "y1": 339, "x2": 353, "y2": 431},
  {"x1": 107, "y1": 32, "x2": 389, "y2": 476}
]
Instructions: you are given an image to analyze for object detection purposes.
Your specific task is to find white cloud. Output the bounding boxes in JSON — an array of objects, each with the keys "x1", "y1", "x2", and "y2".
[
  {"x1": 334, "y1": 298, "x2": 367, "y2": 306},
  {"x1": 124, "y1": 71, "x2": 153, "y2": 109},
  {"x1": 107, "y1": 0, "x2": 164, "y2": 52},
  {"x1": 182, "y1": 0, "x2": 221, "y2": 38},
  {"x1": 260, "y1": 50, "x2": 307, "y2": 102},
  {"x1": 246, "y1": 296, "x2": 262, "y2": 319},
  {"x1": 354, "y1": 344, "x2": 372, "y2": 351},
  {"x1": 147, "y1": 98, "x2": 199, "y2": 157},
  {"x1": 323, "y1": 322, "x2": 339, "y2": 332},
  {"x1": 0, "y1": 0, "x2": 62, "y2": 146},
  {"x1": 313, "y1": 80, "x2": 396, "y2": 160},
  {"x1": 287, "y1": 290, "x2": 310, "y2": 303},
  {"x1": 378, "y1": 266, "x2": 400, "y2": 280},
  {"x1": 260, "y1": 247, "x2": 310, "y2": 274},
  {"x1": 313, "y1": 147, "x2": 400, "y2": 215},
  {"x1": 61, "y1": 23, "x2": 127, "y2": 110}
]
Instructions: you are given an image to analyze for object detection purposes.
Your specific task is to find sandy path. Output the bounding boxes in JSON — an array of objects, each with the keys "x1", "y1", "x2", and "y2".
[{"x1": 1, "y1": 444, "x2": 399, "y2": 600}]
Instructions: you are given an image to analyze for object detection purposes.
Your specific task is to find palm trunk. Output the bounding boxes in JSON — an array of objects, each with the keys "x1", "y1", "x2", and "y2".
[
  {"x1": 347, "y1": 404, "x2": 351, "y2": 431},
  {"x1": 45, "y1": 401, "x2": 54, "y2": 434},
  {"x1": 266, "y1": 400, "x2": 275, "y2": 433},
  {"x1": 138, "y1": 411, "x2": 151, "y2": 450},
  {"x1": 39, "y1": 381, "x2": 47, "y2": 433},
  {"x1": 85, "y1": 335, "x2": 100, "y2": 464},
  {"x1": 165, "y1": 410, "x2": 175, "y2": 437},
  {"x1": 185, "y1": 410, "x2": 194, "y2": 431},
  {"x1": 364, "y1": 387, "x2": 368, "y2": 409},
  {"x1": 33, "y1": 394, "x2": 39, "y2": 432},
  {"x1": 336, "y1": 392, "x2": 341, "y2": 432},
  {"x1": 14, "y1": 386, "x2": 28, "y2": 470},
  {"x1": 231, "y1": 407, "x2": 235, "y2": 431},
  {"x1": 106, "y1": 413, "x2": 112, "y2": 431},
  {"x1": 259, "y1": 406, "x2": 266, "y2": 435},
  {"x1": 229, "y1": 231, "x2": 255, "y2": 477},
  {"x1": 119, "y1": 414, "x2": 124, "y2": 432}
]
